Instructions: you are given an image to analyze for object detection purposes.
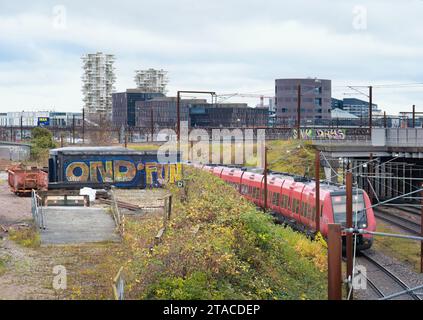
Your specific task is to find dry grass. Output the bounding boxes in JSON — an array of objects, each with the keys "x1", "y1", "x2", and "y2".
[
  {"x1": 9, "y1": 226, "x2": 41, "y2": 248},
  {"x1": 373, "y1": 221, "x2": 421, "y2": 271},
  {"x1": 0, "y1": 257, "x2": 8, "y2": 276}
]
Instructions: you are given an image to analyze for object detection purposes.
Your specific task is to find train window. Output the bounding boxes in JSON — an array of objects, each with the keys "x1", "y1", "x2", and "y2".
[
  {"x1": 312, "y1": 207, "x2": 316, "y2": 221},
  {"x1": 331, "y1": 193, "x2": 366, "y2": 227}
]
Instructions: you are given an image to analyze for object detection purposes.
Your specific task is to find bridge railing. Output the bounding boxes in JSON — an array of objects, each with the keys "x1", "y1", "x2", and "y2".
[{"x1": 385, "y1": 128, "x2": 423, "y2": 147}]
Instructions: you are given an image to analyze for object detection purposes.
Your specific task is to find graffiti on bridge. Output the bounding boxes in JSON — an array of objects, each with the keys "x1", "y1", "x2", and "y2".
[{"x1": 291, "y1": 128, "x2": 346, "y2": 140}]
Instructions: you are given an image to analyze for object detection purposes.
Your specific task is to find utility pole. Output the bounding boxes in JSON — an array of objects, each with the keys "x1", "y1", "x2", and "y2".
[
  {"x1": 176, "y1": 90, "x2": 216, "y2": 146},
  {"x1": 383, "y1": 111, "x2": 387, "y2": 128},
  {"x1": 82, "y1": 108, "x2": 85, "y2": 144},
  {"x1": 72, "y1": 114, "x2": 75, "y2": 144},
  {"x1": 369, "y1": 153, "x2": 374, "y2": 204},
  {"x1": 369, "y1": 86, "x2": 373, "y2": 140},
  {"x1": 20, "y1": 114, "x2": 23, "y2": 142},
  {"x1": 176, "y1": 91, "x2": 181, "y2": 144},
  {"x1": 346, "y1": 169, "x2": 354, "y2": 299},
  {"x1": 150, "y1": 108, "x2": 154, "y2": 142},
  {"x1": 263, "y1": 146, "x2": 268, "y2": 212},
  {"x1": 297, "y1": 84, "x2": 301, "y2": 139},
  {"x1": 315, "y1": 150, "x2": 320, "y2": 233},
  {"x1": 413, "y1": 105, "x2": 416, "y2": 128},
  {"x1": 328, "y1": 224, "x2": 342, "y2": 300}
]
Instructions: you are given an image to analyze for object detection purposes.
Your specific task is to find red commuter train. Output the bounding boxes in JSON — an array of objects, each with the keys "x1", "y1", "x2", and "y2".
[{"x1": 196, "y1": 164, "x2": 376, "y2": 250}]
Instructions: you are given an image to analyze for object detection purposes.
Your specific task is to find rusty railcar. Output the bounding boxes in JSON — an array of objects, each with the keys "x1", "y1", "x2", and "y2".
[{"x1": 7, "y1": 165, "x2": 48, "y2": 196}]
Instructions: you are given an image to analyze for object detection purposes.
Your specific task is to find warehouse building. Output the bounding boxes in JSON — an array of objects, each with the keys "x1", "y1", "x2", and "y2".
[
  {"x1": 135, "y1": 97, "x2": 207, "y2": 128},
  {"x1": 112, "y1": 89, "x2": 165, "y2": 127},
  {"x1": 135, "y1": 97, "x2": 269, "y2": 129}
]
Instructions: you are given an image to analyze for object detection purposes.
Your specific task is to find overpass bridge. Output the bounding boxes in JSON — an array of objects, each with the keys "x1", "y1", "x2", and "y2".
[{"x1": 314, "y1": 128, "x2": 423, "y2": 204}]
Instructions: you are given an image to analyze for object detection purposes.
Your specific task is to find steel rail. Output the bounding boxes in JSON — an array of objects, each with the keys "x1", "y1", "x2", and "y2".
[
  {"x1": 374, "y1": 208, "x2": 421, "y2": 235},
  {"x1": 360, "y1": 252, "x2": 422, "y2": 301}
]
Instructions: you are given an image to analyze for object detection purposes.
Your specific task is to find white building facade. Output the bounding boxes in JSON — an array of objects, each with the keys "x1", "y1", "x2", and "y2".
[{"x1": 82, "y1": 52, "x2": 116, "y2": 120}]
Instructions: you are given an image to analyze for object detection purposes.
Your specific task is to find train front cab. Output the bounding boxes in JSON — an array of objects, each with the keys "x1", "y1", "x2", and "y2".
[{"x1": 326, "y1": 190, "x2": 375, "y2": 250}]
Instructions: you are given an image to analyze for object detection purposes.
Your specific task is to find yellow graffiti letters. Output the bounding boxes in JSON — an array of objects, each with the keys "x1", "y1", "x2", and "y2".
[
  {"x1": 113, "y1": 160, "x2": 136, "y2": 182},
  {"x1": 90, "y1": 161, "x2": 113, "y2": 183},
  {"x1": 66, "y1": 162, "x2": 89, "y2": 182}
]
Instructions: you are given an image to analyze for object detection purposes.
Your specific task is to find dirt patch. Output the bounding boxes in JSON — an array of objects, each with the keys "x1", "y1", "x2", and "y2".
[{"x1": 0, "y1": 172, "x2": 31, "y2": 227}]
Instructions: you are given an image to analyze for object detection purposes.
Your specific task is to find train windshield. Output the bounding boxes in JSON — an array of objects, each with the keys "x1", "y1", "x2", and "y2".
[{"x1": 331, "y1": 193, "x2": 367, "y2": 228}]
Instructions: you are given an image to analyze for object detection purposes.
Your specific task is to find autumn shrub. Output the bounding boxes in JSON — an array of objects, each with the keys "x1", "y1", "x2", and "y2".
[{"x1": 124, "y1": 166, "x2": 327, "y2": 300}]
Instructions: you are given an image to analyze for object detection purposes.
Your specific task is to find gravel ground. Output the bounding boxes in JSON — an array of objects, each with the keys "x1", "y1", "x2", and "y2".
[
  {"x1": 354, "y1": 248, "x2": 423, "y2": 300},
  {"x1": 113, "y1": 188, "x2": 170, "y2": 216},
  {"x1": 0, "y1": 171, "x2": 31, "y2": 227}
]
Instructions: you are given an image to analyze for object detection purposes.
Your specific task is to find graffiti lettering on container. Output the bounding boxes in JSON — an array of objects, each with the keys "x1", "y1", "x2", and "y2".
[{"x1": 65, "y1": 160, "x2": 182, "y2": 185}]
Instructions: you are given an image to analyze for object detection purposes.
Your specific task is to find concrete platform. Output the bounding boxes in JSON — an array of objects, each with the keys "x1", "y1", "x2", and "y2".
[{"x1": 40, "y1": 207, "x2": 120, "y2": 245}]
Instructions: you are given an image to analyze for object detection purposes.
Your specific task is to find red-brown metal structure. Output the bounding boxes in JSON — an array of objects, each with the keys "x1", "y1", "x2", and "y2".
[
  {"x1": 7, "y1": 165, "x2": 48, "y2": 196},
  {"x1": 263, "y1": 146, "x2": 268, "y2": 212},
  {"x1": 315, "y1": 150, "x2": 320, "y2": 233},
  {"x1": 328, "y1": 223, "x2": 342, "y2": 300}
]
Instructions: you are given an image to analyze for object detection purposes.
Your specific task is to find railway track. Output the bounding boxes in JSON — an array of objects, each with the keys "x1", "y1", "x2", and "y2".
[
  {"x1": 358, "y1": 252, "x2": 422, "y2": 300},
  {"x1": 374, "y1": 207, "x2": 421, "y2": 235},
  {"x1": 380, "y1": 205, "x2": 421, "y2": 217}
]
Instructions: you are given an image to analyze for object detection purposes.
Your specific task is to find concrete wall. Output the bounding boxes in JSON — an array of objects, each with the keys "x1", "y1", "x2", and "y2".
[{"x1": 0, "y1": 143, "x2": 30, "y2": 161}]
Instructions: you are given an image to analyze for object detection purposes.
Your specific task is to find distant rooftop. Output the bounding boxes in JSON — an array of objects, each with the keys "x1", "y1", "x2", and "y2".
[{"x1": 331, "y1": 108, "x2": 359, "y2": 119}]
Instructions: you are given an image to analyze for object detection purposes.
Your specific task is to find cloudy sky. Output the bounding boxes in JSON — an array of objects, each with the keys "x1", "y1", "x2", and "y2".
[{"x1": 0, "y1": 0, "x2": 422, "y2": 114}]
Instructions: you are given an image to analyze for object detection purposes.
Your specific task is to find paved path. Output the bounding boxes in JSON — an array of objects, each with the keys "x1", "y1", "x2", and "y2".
[{"x1": 40, "y1": 207, "x2": 120, "y2": 245}]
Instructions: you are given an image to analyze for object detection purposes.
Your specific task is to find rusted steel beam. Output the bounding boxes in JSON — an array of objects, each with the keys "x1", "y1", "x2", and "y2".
[
  {"x1": 315, "y1": 150, "x2": 320, "y2": 233},
  {"x1": 328, "y1": 223, "x2": 342, "y2": 300}
]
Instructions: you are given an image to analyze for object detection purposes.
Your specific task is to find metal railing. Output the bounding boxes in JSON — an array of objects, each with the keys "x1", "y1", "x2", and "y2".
[
  {"x1": 112, "y1": 266, "x2": 125, "y2": 300},
  {"x1": 110, "y1": 187, "x2": 125, "y2": 236},
  {"x1": 31, "y1": 189, "x2": 45, "y2": 229}
]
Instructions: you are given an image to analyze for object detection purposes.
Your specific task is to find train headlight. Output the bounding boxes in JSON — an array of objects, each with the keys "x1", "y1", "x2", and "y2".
[{"x1": 362, "y1": 224, "x2": 367, "y2": 228}]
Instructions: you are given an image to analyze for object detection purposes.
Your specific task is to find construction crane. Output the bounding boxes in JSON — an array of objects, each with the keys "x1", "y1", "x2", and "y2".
[{"x1": 217, "y1": 93, "x2": 274, "y2": 107}]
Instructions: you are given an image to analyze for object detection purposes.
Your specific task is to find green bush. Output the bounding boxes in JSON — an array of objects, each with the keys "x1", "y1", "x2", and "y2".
[
  {"x1": 30, "y1": 127, "x2": 56, "y2": 162},
  {"x1": 125, "y1": 167, "x2": 327, "y2": 300}
]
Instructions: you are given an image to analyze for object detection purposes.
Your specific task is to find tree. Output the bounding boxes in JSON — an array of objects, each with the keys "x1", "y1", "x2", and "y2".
[{"x1": 30, "y1": 127, "x2": 56, "y2": 163}]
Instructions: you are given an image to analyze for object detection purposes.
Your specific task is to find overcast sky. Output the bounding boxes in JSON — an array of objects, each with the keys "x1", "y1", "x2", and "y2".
[{"x1": 0, "y1": 0, "x2": 422, "y2": 114}]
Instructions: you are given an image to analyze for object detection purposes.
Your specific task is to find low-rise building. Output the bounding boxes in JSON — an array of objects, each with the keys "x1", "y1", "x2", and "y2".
[
  {"x1": 112, "y1": 89, "x2": 165, "y2": 128},
  {"x1": 135, "y1": 97, "x2": 269, "y2": 129},
  {"x1": 135, "y1": 97, "x2": 207, "y2": 129},
  {"x1": 0, "y1": 111, "x2": 82, "y2": 127}
]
